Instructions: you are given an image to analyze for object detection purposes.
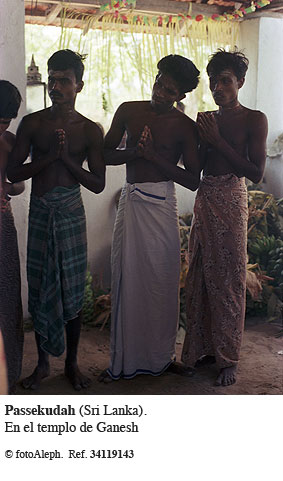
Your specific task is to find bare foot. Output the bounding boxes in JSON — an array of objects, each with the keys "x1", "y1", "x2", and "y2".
[
  {"x1": 166, "y1": 362, "x2": 196, "y2": 377},
  {"x1": 64, "y1": 363, "x2": 90, "y2": 391},
  {"x1": 22, "y1": 364, "x2": 50, "y2": 390},
  {"x1": 215, "y1": 366, "x2": 237, "y2": 386},
  {"x1": 97, "y1": 369, "x2": 113, "y2": 383},
  {"x1": 194, "y1": 355, "x2": 216, "y2": 368}
]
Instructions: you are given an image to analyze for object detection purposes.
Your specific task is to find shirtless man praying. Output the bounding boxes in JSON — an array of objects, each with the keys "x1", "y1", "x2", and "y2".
[
  {"x1": 8, "y1": 49, "x2": 105, "y2": 390},
  {"x1": 100, "y1": 54, "x2": 201, "y2": 382},
  {"x1": 181, "y1": 49, "x2": 268, "y2": 386}
]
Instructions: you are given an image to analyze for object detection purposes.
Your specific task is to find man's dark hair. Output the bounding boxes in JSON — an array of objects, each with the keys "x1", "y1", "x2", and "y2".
[
  {"x1": 0, "y1": 80, "x2": 22, "y2": 119},
  {"x1": 47, "y1": 49, "x2": 86, "y2": 82},
  {"x1": 206, "y1": 48, "x2": 249, "y2": 80},
  {"x1": 157, "y1": 55, "x2": 200, "y2": 94}
]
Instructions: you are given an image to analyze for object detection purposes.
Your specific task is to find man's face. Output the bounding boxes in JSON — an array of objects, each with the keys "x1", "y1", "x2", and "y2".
[
  {"x1": 209, "y1": 69, "x2": 244, "y2": 107},
  {"x1": 0, "y1": 119, "x2": 11, "y2": 135},
  {"x1": 48, "y1": 68, "x2": 83, "y2": 105},
  {"x1": 151, "y1": 73, "x2": 184, "y2": 111}
]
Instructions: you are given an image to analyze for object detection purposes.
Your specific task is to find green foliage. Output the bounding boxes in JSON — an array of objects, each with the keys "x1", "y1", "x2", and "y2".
[{"x1": 246, "y1": 191, "x2": 283, "y2": 318}]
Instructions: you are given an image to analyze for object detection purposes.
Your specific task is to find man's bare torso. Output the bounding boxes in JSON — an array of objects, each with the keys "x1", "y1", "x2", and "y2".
[
  {"x1": 203, "y1": 106, "x2": 254, "y2": 177},
  {"x1": 28, "y1": 108, "x2": 90, "y2": 196},
  {"x1": 122, "y1": 101, "x2": 195, "y2": 183}
]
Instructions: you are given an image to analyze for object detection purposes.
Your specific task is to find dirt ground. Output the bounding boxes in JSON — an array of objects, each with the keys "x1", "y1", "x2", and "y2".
[{"x1": 16, "y1": 317, "x2": 283, "y2": 396}]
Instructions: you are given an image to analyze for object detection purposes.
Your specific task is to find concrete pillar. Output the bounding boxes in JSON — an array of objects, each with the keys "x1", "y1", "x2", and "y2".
[
  {"x1": 239, "y1": 17, "x2": 283, "y2": 196},
  {"x1": 239, "y1": 17, "x2": 283, "y2": 146},
  {"x1": 0, "y1": 0, "x2": 26, "y2": 131},
  {"x1": 0, "y1": 0, "x2": 30, "y2": 318}
]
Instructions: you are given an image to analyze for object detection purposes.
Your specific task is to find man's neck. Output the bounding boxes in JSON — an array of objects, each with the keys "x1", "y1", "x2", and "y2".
[
  {"x1": 219, "y1": 100, "x2": 242, "y2": 113},
  {"x1": 150, "y1": 101, "x2": 174, "y2": 115},
  {"x1": 50, "y1": 103, "x2": 76, "y2": 119}
]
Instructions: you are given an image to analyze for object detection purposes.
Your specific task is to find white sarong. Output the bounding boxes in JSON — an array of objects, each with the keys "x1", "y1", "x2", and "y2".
[{"x1": 108, "y1": 181, "x2": 180, "y2": 379}]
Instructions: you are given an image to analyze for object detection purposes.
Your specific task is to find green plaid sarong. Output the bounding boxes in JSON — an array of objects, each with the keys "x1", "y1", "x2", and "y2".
[{"x1": 27, "y1": 184, "x2": 87, "y2": 356}]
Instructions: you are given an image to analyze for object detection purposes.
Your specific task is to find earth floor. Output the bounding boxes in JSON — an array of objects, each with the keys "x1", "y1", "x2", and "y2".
[{"x1": 16, "y1": 317, "x2": 283, "y2": 396}]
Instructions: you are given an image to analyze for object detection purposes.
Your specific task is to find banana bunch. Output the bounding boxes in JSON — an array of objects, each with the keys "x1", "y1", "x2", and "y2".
[
  {"x1": 248, "y1": 235, "x2": 277, "y2": 270},
  {"x1": 266, "y1": 239, "x2": 283, "y2": 293}
]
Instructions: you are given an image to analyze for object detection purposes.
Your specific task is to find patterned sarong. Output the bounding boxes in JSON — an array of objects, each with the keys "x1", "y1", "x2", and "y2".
[
  {"x1": 181, "y1": 174, "x2": 248, "y2": 369},
  {"x1": 0, "y1": 196, "x2": 23, "y2": 392},
  {"x1": 108, "y1": 181, "x2": 181, "y2": 379},
  {"x1": 27, "y1": 184, "x2": 87, "y2": 357}
]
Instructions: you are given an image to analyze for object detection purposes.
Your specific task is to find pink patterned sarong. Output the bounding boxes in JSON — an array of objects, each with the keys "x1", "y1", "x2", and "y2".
[{"x1": 181, "y1": 174, "x2": 248, "y2": 369}]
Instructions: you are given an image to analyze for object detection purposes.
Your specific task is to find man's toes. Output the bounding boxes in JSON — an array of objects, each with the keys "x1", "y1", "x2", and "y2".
[
  {"x1": 74, "y1": 383, "x2": 82, "y2": 391},
  {"x1": 81, "y1": 377, "x2": 91, "y2": 388}
]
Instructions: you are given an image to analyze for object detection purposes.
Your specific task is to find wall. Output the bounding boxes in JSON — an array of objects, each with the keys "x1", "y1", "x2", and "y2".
[
  {"x1": 239, "y1": 17, "x2": 283, "y2": 146},
  {"x1": 239, "y1": 17, "x2": 283, "y2": 197},
  {"x1": 0, "y1": 0, "x2": 29, "y2": 317}
]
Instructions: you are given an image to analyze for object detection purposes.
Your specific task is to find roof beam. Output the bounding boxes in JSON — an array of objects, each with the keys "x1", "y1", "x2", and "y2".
[{"x1": 45, "y1": 4, "x2": 62, "y2": 23}]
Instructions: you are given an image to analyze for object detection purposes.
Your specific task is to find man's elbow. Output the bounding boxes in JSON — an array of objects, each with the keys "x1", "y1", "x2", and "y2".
[
  {"x1": 191, "y1": 180, "x2": 200, "y2": 191},
  {"x1": 249, "y1": 169, "x2": 264, "y2": 185},
  {"x1": 6, "y1": 169, "x2": 18, "y2": 184},
  {"x1": 93, "y1": 178, "x2": 105, "y2": 194},
  {"x1": 188, "y1": 175, "x2": 200, "y2": 191}
]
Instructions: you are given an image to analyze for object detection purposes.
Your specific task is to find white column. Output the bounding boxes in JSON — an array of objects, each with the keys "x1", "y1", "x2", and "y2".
[
  {"x1": 239, "y1": 17, "x2": 283, "y2": 196},
  {"x1": 0, "y1": 0, "x2": 30, "y2": 318},
  {"x1": 240, "y1": 16, "x2": 283, "y2": 146},
  {"x1": 257, "y1": 17, "x2": 283, "y2": 146},
  {"x1": 0, "y1": 0, "x2": 26, "y2": 131}
]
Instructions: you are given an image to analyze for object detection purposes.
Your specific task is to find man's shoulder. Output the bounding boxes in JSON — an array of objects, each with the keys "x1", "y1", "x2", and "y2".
[
  {"x1": 243, "y1": 107, "x2": 268, "y2": 130},
  {"x1": 22, "y1": 108, "x2": 48, "y2": 126},
  {"x1": 117, "y1": 100, "x2": 148, "y2": 113},
  {"x1": 244, "y1": 107, "x2": 267, "y2": 120},
  {"x1": 175, "y1": 110, "x2": 197, "y2": 132},
  {"x1": 77, "y1": 114, "x2": 104, "y2": 140}
]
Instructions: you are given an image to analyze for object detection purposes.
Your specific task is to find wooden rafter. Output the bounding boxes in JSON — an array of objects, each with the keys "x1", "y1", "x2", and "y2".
[{"x1": 24, "y1": 0, "x2": 283, "y2": 28}]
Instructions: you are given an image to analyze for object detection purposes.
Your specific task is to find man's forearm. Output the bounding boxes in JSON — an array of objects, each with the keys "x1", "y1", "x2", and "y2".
[
  {"x1": 62, "y1": 157, "x2": 105, "y2": 194},
  {"x1": 104, "y1": 147, "x2": 137, "y2": 165},
  {"x1": 7, "y1": 155, "x2": 55, "y2": 183},
  {"x1": 215, "y1": 138, "x2": 263, "y2": 183},
  {"x1": 150, "y1": 153, "x2": 200, "y2": 191}
]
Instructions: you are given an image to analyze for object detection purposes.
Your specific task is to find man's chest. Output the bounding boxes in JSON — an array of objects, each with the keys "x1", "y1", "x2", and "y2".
[
  {"x1": 32, "y1": 122, "x2": 87, "y2": 155},
  {"x1": 126, "y1": 113, "x2": 181, "y2": 148},
  {"x1": 217, "y1": 116, "x2": 249, "y2": 149}
]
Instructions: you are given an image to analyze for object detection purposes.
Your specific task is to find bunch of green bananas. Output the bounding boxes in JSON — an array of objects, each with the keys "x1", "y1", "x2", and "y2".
[
  {"x1": 248, "y1": 235, "x2": 277, "y2": 270},
  {"x1": 266, "y1": 239, "x2": 283, "y2": 292}
]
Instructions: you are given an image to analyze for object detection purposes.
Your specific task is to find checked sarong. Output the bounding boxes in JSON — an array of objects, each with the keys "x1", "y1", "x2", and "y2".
[{"x1": 27, "y1": 184, "x2": 87, "y2": 356}]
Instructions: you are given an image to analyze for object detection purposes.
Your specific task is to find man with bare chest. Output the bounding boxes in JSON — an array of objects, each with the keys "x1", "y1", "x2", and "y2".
[
  {"x1": 181, "y1": 49, "x2": 268, "y2": 386},
  {"x1": 99, "y1": 55, "x2": 201, "y2": 381},
  {"x1": 0, "y1": 80, "x2": 24, "y2": 394},
  {"x1": 8, "y1": 50, "x2": 105, "y2": 390}
]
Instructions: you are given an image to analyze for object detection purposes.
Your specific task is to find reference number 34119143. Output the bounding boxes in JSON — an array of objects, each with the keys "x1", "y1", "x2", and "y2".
[{"x1": 90, "y1": 450, "x2": 134, "y2": 459}]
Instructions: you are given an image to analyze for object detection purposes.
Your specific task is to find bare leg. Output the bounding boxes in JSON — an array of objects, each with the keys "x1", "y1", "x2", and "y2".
[
  {"x1": 215, "y1": 365, "x2": 237, "y2": 386},
  {"x1": 22, "y1": 332, "x2": 50, "y2": 390},
  {"x1": 64, "y1": 313, "x2": 90, "y2": 390}
]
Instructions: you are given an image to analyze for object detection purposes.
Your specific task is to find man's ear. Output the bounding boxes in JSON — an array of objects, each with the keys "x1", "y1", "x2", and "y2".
[
  {"x1": 76, "y1": 81, "x2": 84, "y2": 93},
  {"x1": 238, "y1": 77, "x2": 245, "y2": 89}
]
